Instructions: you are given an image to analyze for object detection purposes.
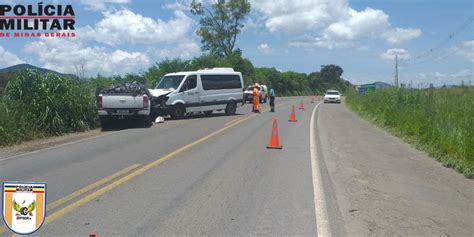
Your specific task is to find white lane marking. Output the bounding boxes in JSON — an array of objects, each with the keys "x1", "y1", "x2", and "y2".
[
  {"x1": 310, "y1": 102, "x2": 332, "y2": 237},
  {"x1": 0, "y1": 130, "x2": 125, "y2": 162}
]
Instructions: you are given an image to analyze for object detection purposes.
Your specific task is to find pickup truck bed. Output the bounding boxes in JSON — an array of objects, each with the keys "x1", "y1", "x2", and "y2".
[{"x1": 97, "y1": 83, "x2": 152, "y2": 128}]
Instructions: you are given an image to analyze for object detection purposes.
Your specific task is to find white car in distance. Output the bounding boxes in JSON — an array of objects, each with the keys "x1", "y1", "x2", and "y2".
[{"x1": 324, "y1": 90, "x2": 341, "y2": 103}]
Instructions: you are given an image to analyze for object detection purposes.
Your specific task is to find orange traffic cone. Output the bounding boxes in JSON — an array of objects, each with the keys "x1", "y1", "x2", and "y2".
[
  {"x1": 289, "y1": 105, "x2": 297, "y2": 122},
  {"x1": 267, "y1": 119, "x2": 283, "y2": 149},
  {"x1": 299, "y1": 99, "x2": 305, "y2": 110},
  {"x1": 311, "y1": 96, "x2": 315, "y2": 103}
]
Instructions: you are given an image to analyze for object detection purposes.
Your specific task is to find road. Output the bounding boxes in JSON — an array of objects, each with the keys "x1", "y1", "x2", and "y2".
[{"x1": 1, "y1": 97, "x2": 472, "y2": 236}]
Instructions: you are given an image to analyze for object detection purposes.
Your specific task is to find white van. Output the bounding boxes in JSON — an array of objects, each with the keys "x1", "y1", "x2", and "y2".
[{"x1": 148, "y1": 68, "x2": 244, "y2": 119}]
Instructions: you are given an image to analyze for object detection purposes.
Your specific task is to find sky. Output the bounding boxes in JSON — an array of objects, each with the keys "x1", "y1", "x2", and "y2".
[{"x1": 0, "y1": 0, "x2": 472, "y2": 87}]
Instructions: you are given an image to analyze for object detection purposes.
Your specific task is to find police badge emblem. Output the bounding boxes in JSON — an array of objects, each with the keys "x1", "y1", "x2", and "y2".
[{"x1": 2, "y1": 182, "x2": 47, "y2": 235}]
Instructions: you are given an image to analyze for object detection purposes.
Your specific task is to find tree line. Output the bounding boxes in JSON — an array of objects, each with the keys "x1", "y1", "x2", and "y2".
[{"x1": 89, "y1": 54, "x2": 352, "y2": 96}]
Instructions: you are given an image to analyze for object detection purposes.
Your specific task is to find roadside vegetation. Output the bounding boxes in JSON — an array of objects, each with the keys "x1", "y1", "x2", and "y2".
[
  {"x1": 0, "y1": 57, "x2": 350, "y2": 147},
  {"x1": 0, "y1": 0, "x2": 352, "y2": 147},
  {"x1": 0, "y1": 70, "x2": 97, "y2": 146},
  {"x1": 346, "y1": 87, "x2": 474, "y2": 178}
]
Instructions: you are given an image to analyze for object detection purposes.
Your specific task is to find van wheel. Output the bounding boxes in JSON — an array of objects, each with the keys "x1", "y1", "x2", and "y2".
[
  {"x1": 171, "y1": 104, "x2": 186, "y2": 120},
  {"x1": 225, "y1": 102, "x2": 237, "y2": 115},
  {"x1": 204, "y1": 111, "x2": 213, "y2": 115}
]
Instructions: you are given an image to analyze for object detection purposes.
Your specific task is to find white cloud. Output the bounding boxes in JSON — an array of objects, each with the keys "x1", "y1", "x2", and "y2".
[
  {"x1": 251, "y1": 0, "x2": 421, "y2": 48},
  {"x1": 79, "y1": 0, "x2": 131, "y2": 11},
  {"x1": 382, "y1": 28, "x2": 422, "y2": 45},
  {"x1": 414, "y1": 69, "x2": 473, "y2": 86},
  {"x1": 0, "y1": 46, "x2": 24, "y2": 67},
  {"x1": 289, "y1": 35, "x2": 351, "y2": 49},
  {"x1": 80, "y1": 9, "x2": 194, "y2": 45},
  {"x1": 257, "y1": 43, "x2": 272, "y2": 54},
  {"x1": 454, "y1": 40, "x2": 474, "y2": 62},
  {"x1": 453, "y1": 69, "x2": 473, "y2": 78},
  {"x1": 250, "y1": 0, "x2": 350, "y2": 33},
  {"x1": 323, "y1": 8, "x2": 389, "y2": 41},
  {"x1": 24, "y1": 37, "x2": 150, "y2": 76},
  {"x1": 163, "y1": 2, "x2": 188, "y2": 11},
  {"x1": 242, "y1": 17, "x2": 258, "y2": 32},
  {"x1": 434, "y1": 72, "x2": 446, "y2": 78},
  {"x1": 381, "y1": 48, "x2": 411, "y2": 61},
  {"x1": 21, "y1": 7, "x2": 201, "y2": 76},
  {"x1": 151, "y1": 40, "x2": 201, "y2": 59}
]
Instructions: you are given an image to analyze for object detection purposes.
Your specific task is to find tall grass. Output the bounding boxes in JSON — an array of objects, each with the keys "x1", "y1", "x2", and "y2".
[
  {"x1": 0, "y1": 70, "x2": 98, "y2": 146},
  {"x1": 346, "y1": 87, "x2": 474, "y2": 178}
]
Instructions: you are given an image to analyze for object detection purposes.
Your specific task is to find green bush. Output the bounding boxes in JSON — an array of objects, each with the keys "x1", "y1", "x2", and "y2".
[
  {"x1": 0, "y1": 100, "x2": 32, "y2": 145},
  {"x1": 0, "y1": 70, "x2": 98, "y2": 146},
  {"x1": 346, "y1": 87, "x2": 474, "y2": 178}
]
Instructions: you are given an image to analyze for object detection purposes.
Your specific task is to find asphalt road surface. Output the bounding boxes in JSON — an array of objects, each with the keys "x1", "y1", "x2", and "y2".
[{"x1": 1, "y1": 97, "x2": 472, "y2": 236}]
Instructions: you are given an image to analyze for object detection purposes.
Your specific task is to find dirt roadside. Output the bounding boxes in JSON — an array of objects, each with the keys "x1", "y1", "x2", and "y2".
[{"x1": 0, "y1": 129, "x2": 106, "y2": 159}]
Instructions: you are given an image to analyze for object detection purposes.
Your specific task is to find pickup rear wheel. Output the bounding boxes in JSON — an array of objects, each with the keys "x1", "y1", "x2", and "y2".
[
  {"x1": 225, "y1": 102, "x2": 237, "y2": 115},
  {"x1": 171, "y1": 104, "x2": 186, "y2": 120},
  {"x1": 99, "y1": 116, "x2": 112, "y2": 130}
]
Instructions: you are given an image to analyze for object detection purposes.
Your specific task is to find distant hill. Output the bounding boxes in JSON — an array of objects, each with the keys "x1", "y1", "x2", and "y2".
[
  {"x1": 0, "y1": 64, "x2": 76, "y2": 78},
  {"x1": 0, "y1": 64, "x2": 77, "y2": 92}
]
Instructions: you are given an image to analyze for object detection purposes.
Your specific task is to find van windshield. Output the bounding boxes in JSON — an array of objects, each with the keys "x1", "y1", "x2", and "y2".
[{"x1": 155, "y1": 75, "x2": 185, "y2": 90}]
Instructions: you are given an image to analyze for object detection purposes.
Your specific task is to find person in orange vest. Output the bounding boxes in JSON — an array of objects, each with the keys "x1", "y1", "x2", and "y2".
[{"x1": 253, "y1": 84, "x2": 261, "y2": 113}]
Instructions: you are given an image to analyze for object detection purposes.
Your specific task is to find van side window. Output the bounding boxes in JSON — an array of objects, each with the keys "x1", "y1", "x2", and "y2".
[
  {"x1": 187, "y1": 75, "x2": 197, "y2": 90},
  {"x1": 201, "y1": 75, "x2": 242, "y2": 90},
  {"x1": 181, "y1": 75, "x2": 197, "y2": 92}
]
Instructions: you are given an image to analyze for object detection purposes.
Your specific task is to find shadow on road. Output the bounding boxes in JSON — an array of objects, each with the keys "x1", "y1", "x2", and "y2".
[
  {"x1": 101, "y1": 120, "x2": 152, "y2": 131},
  {"x1": 101, "y1": 112, "x2": 244, "y2": 131},
  {"x1": 168, "y1": 112, "x2": 244, "y2": 121}
]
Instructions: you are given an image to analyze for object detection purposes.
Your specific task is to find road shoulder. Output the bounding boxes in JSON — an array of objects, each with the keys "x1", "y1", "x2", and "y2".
[
  {"x1": 317, "y1": 102, "x2": 473, "y2": 236},
  {"x1": 0, "y1": 129, "x2": 106, "y2": 159}
]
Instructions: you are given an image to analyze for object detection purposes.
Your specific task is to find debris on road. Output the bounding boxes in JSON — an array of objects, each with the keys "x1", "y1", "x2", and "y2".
[{"x1": 154, "y1": 116, "x2": 165, "y2": 124}]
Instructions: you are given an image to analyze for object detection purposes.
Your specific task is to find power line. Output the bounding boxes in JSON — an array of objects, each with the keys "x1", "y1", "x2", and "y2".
[
  {"x1": 402, "y1": 15, "x2": 473, "y2": 66},
  {"x1": 400, "y1": 38, "x2": 472, "y2": 72}
]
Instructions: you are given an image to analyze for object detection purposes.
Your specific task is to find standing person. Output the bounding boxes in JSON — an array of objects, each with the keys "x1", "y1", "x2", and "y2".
[
  {"x1": 269, "y1": 86, "x2": 276, "y2": 112},
  {"x1": 253, "y1": 84, "x2": 261, "y2": 113}
]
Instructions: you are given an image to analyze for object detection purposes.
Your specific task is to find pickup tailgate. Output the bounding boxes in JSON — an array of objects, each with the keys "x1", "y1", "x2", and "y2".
[{"x1": 102, "y1": 95, "x2": 145, "y2": 109}]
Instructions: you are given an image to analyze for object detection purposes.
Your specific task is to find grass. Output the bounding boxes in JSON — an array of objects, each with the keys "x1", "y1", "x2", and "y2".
[
  {"x1": 346, "y1": 87, "x2": 474, "y2": 178},
  {"x1": 0, "y1": 70, "x2": 99, "y2": 147}
]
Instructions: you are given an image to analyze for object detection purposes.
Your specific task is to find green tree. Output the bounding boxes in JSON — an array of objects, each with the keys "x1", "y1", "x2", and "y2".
[
  {"x1": 144, "y1": 58, "x2": 190, "y2": 87},
  {"x1": 190, "y1": 0, "x2": 251, "y2": 57},
  {"x1": 320, "y1": 64, "x2": 343, "y2": 81}
]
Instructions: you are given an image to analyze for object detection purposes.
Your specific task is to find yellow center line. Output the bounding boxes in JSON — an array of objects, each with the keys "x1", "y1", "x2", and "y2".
[
  {"x1": 41, "y1": 112, "x2": 259, "y2": 228},
  {"x1": 2, "y1": 99, "x2": 299, "y2": 235},
  {"x1": 225, "y1": 100, "x2": 293, "y2": 126},
  {"x1": 47, "y1": 164, "x2": 141, "y2": 210},
  {"x1": 263, "y1": 100, "x2": 294, "y2": 112},
  {"x1": 225, "y1": 117, "x2": 244, "y2": 126},
  {"x1": 0, "y1": 164, "x2": 141, "y2": 235}
]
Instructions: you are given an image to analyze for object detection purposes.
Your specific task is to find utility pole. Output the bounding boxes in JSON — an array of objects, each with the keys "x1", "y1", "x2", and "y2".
[{"x1": 394, "y1": 55, "x2": 399, "y2": 88}]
